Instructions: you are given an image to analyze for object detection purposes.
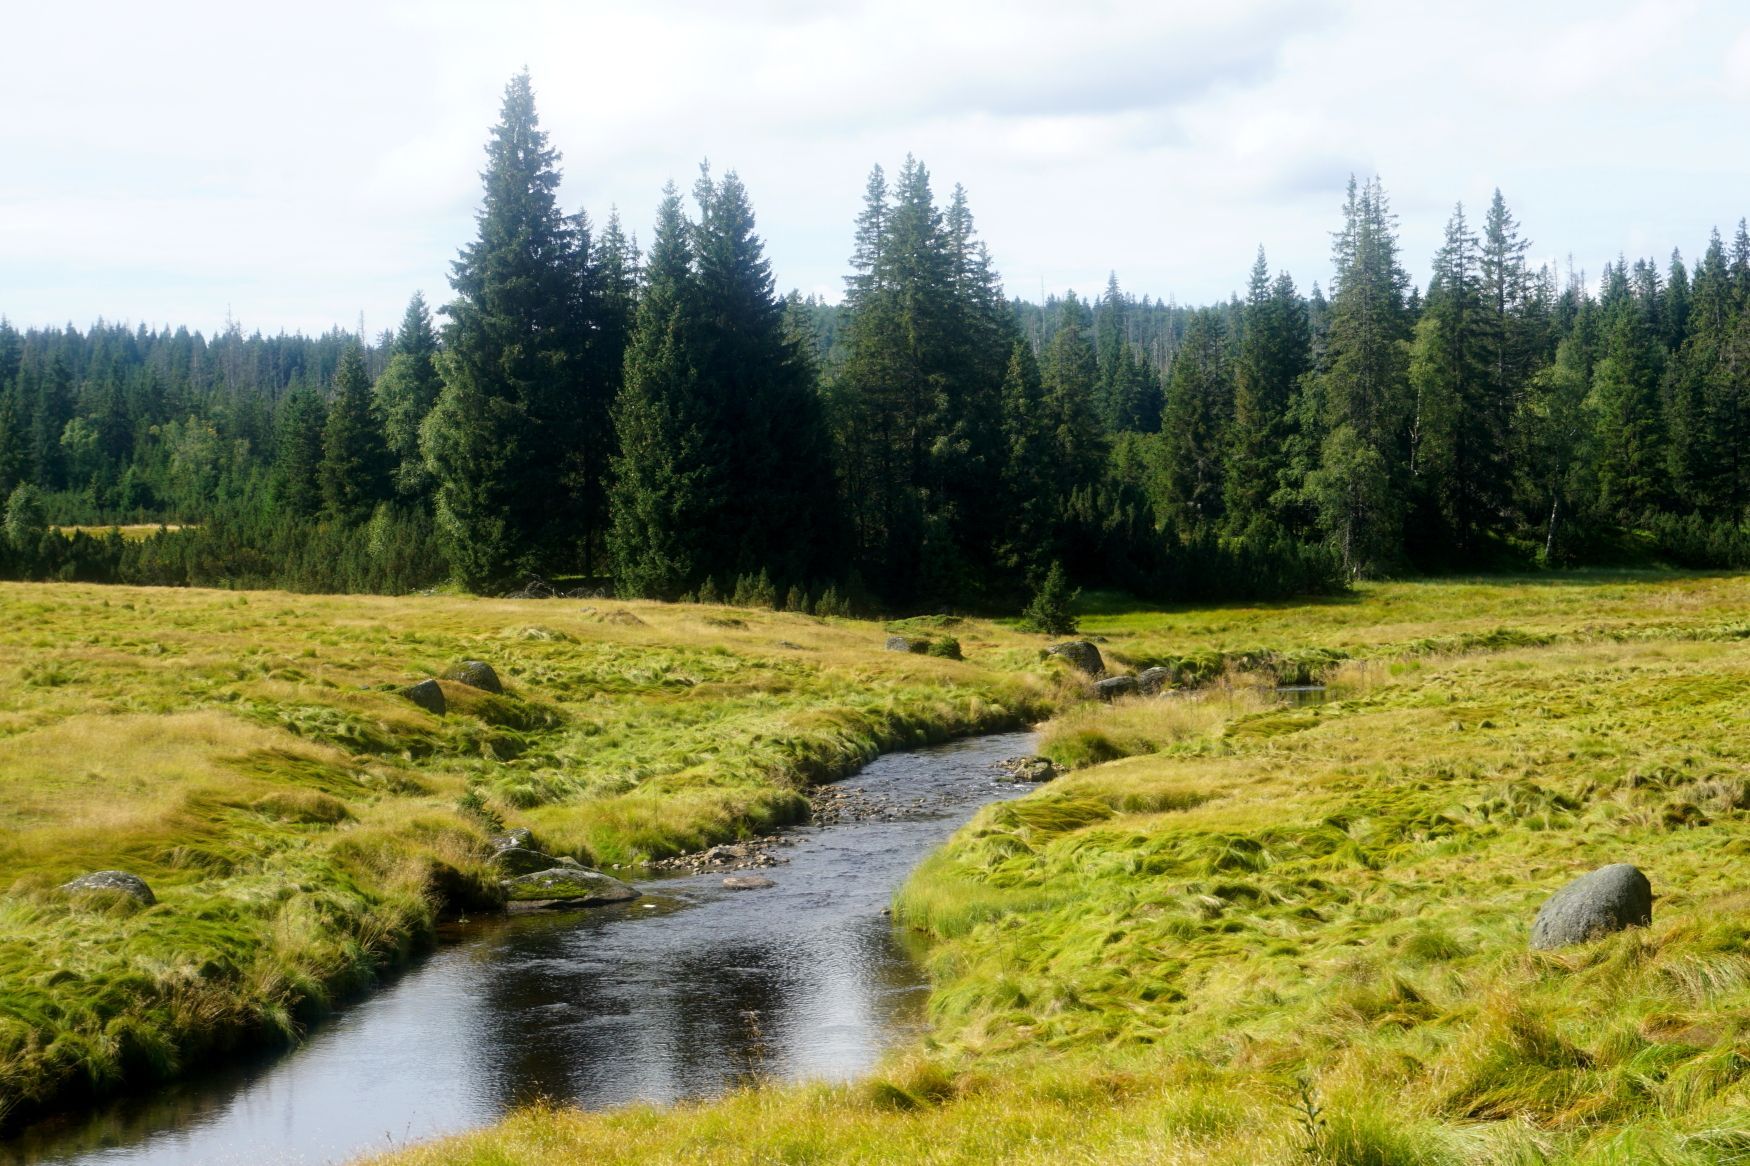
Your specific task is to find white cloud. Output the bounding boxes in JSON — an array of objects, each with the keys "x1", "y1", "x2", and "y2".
[{"x1": 1, "y1": 0, "x2": 1747, "y2": 334}]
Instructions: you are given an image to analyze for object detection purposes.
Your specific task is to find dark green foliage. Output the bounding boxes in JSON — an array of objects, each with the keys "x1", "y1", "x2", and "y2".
[
  {"x1": 1, "y1": 92, "x2": 1742, "y2": 611},
  {"x1": 319, "y1": 345, "x2": 389, "y2": 524},
  {"x1": 1021, "y1": 561, "x2": 1079, "y2": 635}
]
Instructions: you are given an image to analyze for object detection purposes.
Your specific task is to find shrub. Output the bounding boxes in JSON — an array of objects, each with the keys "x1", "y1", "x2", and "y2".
[{"x1": 1021, "y1": 561, "x2": 1079, "y2": 635}]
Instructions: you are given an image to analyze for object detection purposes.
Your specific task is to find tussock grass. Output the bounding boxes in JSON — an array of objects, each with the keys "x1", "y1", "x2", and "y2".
[
  {"x1": 0, "y1": 583, "x2": 1054, "y2": 1127},
  {"x1": 359, "y1": 571, "x2": 1750, "y2": 1166}
]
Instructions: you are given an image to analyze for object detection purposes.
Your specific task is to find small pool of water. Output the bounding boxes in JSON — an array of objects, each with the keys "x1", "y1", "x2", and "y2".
[
  {"x1": 4, "y1": 730, "x2": 1038, "y2": 1166},
  {"x1": 1272, "y1": 685, "x2": 1328, "y2": 707}
]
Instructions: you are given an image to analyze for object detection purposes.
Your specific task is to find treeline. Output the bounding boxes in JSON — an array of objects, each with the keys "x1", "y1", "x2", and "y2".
[{"x1": 2, "y1": 73, "x2": 1748, "y2": 608}]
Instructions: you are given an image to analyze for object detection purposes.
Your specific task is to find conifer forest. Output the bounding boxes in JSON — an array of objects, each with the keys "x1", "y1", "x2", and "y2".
[{"x1": 3, "y1": 72, "x2": 1749, "y2": 611}]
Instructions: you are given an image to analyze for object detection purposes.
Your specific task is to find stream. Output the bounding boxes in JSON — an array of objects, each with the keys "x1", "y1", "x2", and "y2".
[{"x1": 3, "y1": 730, "x2": 1038, "y2": 1166}]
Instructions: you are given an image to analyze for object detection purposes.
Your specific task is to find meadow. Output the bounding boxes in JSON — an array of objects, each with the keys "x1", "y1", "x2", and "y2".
[
  {"x1": 0, "y1": 583, "x2": 1055, "y2": 1128},
  {"x1": 355, "y1": 569, "x2": 1750, "y2": 1166}
]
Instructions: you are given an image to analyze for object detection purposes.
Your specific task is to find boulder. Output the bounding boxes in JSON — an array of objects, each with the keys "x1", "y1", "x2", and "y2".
[
  {"x1": 1137, "y1": 666, "x2": 1174, "y2": 694},
  {"x1": 722, "y1": 875, "x2": 776, "y2": 890},
  {"x1": 491, "y1": 846, "x2": 561, "y2": 877},
  {"x1": 61, "y1": 870, "x2": 155, "y2": 906},
  {"x1": 503, "y1": 867, "x2": 639, "y2": 908},
  {"x1": 1047, "y1": 640, "x2": 1105, "y2": 676},
  {"x1": 996, "y1": 755, "x2": 1058, "y2": 783},
  {"x1": 442, "y1": 660, "x2": 503, "y2": 694},
  {"x1": 885, "y1": 635, "x2": 922, "y2": 653},
  {"x1": 490, "y1": 827, "x2": 534, "y2": 851},
  {"x1": 401, "y1": 678, "x2": 446, "y2": 715},
  {"x1": 1094, "y1": 675, "x2": 1140, "y2": 701},
  {"x1": 1530, "y1": 863, "x2": 1652, "y2": 949}
]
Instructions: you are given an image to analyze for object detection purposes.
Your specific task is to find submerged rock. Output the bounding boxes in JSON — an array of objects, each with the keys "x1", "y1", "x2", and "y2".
[
  {"x1": 400, "y1": 678, "x2": 446, "y2": 715},
  {"x1": 1046, "y1": 640, "x2": 1105, "y2": 676},
  {"x1": 503, "y1": 867, "x2": 639, "y2": 909},
  {"x1": 722, "y1": 875, "x2": 776, "y2": 890},
  {"x1": 61, "y1": 870, "x2": 155, "y2": 906},
  {"x1": 996, "y1": 755, "x2": 1058, "y2": 783},
  {"x1": 1530, "y1": 863, "x2": 1652, "y2": 949},
  {"x1": 1094, "y1": 675, "x2": 1140, "y2": 701},
  {"x1": 442, "y1": 660, "x2": 503, "y2": 694}
]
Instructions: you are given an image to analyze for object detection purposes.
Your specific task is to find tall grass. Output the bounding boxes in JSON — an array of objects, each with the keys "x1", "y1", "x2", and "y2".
[{"x1": 358, "y1": 573, "x2": 1750, "y2": 1166}]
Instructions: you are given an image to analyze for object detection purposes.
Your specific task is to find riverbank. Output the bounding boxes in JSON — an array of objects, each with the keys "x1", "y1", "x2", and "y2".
[
  {"x1": 357, "y1": 570, "x2": 1750, "y2": 1166},
  {"x1": 0, "y1": 584, "x2": 1057, "y2": 1130}
]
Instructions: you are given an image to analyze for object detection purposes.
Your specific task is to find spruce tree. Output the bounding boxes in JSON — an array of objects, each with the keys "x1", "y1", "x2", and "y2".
[
  {"x1": 372, "y1": 293, "x2": 441, "y2": 499},
  {"x1": 607, "y1": 184, "x2": 711, "y2": 599},
  {"x1": 423, "y1": 71, "x2": 600, "y2": 588},
  {"x1": 1158, "y1": 308, "x2": 1232, "y2": 534},
  {"x1": 273, "y1": 387, "x2": 326, "y2": 519},
  {"x1": 1225, "y1": 250, "x2": 1308, "y2": 535},
  {"x1": 319, "y1": 344, "x2": 390, "y2": 524}
]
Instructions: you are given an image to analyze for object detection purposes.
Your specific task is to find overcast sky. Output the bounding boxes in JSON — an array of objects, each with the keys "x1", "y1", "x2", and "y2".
[{"x1": 4, "y1": 0, "x2": 1749, "y2": 337}]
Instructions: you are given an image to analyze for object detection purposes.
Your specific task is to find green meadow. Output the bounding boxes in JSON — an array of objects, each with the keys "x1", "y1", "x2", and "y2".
[
  {"x1": 0, "y1": 583, "x2": 1054, "y2": 1127},
  {"x1": 356, "y1": 570, "x2": 1750, "y2": 1166}
]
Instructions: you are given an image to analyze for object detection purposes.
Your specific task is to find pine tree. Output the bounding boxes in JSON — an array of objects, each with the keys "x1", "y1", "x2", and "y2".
[
  {"x1": 1225, "y1": 250, "x2": 1308, "y2": 535},
  {"x1": 423, "y1": 71, "x2": 600, "y2": 588},
  {"x1": 319, "y1": 344, "x2": 390, "y2": 524},
  {"x1": 607, "y1": 184, "x2": 711, "y2": 598},
  {"x1": 1313, "y1": 176, "x2": 1412, "y2": 574},
  {"x1": 1039, "y1": 293, "x2": 1106, "y2": 516},
  {"x1": 1158, "y1": 309, "x2": 1232, "y2": 534},
  {"x1": 273, "y1": 387, "x2": 326, "y2": 519},
  {"x1": 1409, "y1": 202, "x2": 1498, "y2": 554},
  {"x1": 372, "y1": 293, "x2": 441, "y2": 498},
  {"x1": 1591, "y1": 273, "x2": 1668, "y2": 522}
]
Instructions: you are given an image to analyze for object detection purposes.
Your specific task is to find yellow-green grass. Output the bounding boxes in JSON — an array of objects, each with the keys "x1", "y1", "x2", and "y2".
[
  {"x1": 0, "y1": 583, "x2": 1057, "y2": 1128},
  {"x1": 363, "y1": 573, "x2": 1750, "y2": 1166},
  {"x1": 49, "y1": 524, "x2": 192, "y2": 541}
]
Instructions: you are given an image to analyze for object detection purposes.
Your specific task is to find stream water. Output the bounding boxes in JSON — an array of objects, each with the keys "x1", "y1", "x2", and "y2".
[{"x1": 3, "y1": 730, "x2": 1038, "y2": 1166}]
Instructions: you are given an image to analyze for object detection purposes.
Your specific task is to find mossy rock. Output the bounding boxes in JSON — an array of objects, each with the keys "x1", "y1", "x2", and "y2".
[
  {"x1": 503, "y1": 867, "x2": 639, "y2": 908},
  {"x1": 441, "y1": 660, "x2": 503, "y2": 694}
]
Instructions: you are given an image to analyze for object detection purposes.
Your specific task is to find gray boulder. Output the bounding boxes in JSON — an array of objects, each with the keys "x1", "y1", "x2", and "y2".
[
  {"x1": 491, "y1": 846, "x2": 560, "y2": 876},
  {"x1": 490, "y1": 827, "x2": 535, "y2": 851},
  {"x1": 1047, "y1": 640, "x2": 1105, "y2": 676},
  {"x1": 996, "y1": 755, "x2": 1058, "y2": 783},
  {"x1": 61, "y1": 870, "x2": 155, "y2": 906},
  {"x1": 722, "y1": 875, "x2": 776, "y2": 890},
  {"x1": 1530, "y1": 863, "x2": 1652, "y2": 949},
  {"x1": 503, "y1": 867, "x2": 639, "y2": 908},
  {"x1": 1094, "y1": 675, "x2": 1140, "y2": 701},
  {"x1": 885, "y1": 635, "x2": 921, "y2": 653},
  {"x1": 1137, "y1": 666, "x2": 1174, "y2": 694},
  {"x1": 401, "y1": 678, "x2": 446, "y2": 715},
  {"x1": 442, "y1": 660, "x2": 503, "y2": 694}
]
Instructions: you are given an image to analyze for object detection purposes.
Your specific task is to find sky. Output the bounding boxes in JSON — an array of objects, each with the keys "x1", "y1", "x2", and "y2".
[{"x1": 3, "y1": 0, "x2": 1749, "y2": 338}]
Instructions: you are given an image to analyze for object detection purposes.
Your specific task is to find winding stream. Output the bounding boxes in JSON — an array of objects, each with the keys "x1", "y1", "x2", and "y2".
[{"x1": 4, "y1": 730, "x2": 1038, "y2": 1166}]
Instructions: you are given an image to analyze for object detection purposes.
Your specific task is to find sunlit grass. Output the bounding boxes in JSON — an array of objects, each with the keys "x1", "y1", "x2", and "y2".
[
  {"x1": 0, "y1": 583, "x2": 1053, "y2": 1127},
  {"x1": 359, "y1": 571, "x2": 1750, "y2": 1166}
]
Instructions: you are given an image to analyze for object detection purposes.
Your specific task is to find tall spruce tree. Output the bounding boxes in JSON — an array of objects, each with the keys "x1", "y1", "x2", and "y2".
[
  {"x1": 1311, "y1": 176, "x2": 1413, "y2": 574},
  {"x1": 1225, "y1": 250, "x2": 1308, "y2": 535},
  {"x1": 1157, "y1": 308, "x2": 1232, "y2": 534},
  {"x1": 423, "y1": 71, "x2": 601, "y2": 588}
]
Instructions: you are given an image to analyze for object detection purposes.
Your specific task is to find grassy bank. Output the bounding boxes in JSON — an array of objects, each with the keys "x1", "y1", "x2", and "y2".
[
  {"x1": 0, "y1": 584, "x2": 1056, "y2": 1129},
  {"x1": 361, "y1": 570, "x2": 1750, "y2": 1165}
]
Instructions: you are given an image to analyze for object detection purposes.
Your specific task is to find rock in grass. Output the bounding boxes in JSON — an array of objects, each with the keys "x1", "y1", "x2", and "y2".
[
  {"x1": 61, "y1": 870, "x2": 155, "y2": 906},
  {"x1": 503, "y1": 867, "x2": 638, "y2": 909},
  {"x1": 400, "y1": 678, "x2": 446, "y2": 715},
  {"x1": 1094, "y1": 675, "x2": 1140, "y2": 701},
  {"x1": 442, "y1": 660, "x2": 503, "y2": 694},
  {"x1": 1137, "y1": 666, "x2": 1174, "y2": 694},
  {"x1": 722, "y1": 875, "x2": 776, "y2": 890},
  {"x1": 885, "y1": 635, "x2": 921, "y2": 653},
  {"x1": 1046, "y1": 640, "x2": 1105, "y2": 676},
  {"x1": 492, "y1": 846, "x2": 561, "y2": 876},
  {"x1": 1530, "y1": 863, "x2": 1652, "y2": 949}
]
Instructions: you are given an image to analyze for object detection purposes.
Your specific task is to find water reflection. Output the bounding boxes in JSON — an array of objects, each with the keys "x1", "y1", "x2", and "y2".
[{"x1": 4, "y1": 730, "x2": 1036, "y2": 1166}]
